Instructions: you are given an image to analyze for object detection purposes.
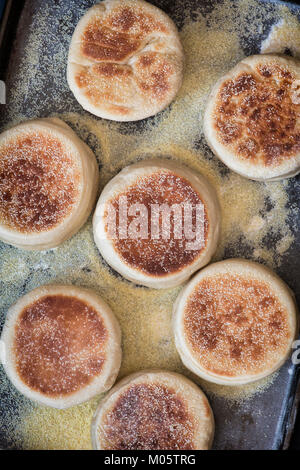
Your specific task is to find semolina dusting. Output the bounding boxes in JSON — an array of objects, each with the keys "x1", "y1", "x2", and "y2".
[{"x1": 0, "y1": 0, "x2": 299, "y2": 450}]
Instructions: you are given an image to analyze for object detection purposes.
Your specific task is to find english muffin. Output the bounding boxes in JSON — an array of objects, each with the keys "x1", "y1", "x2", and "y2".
[
  {"x1": 91, "y1": 370, "x2": 214, "y2": 450},
  {"x1": 67, "y1": 0, "x2": 184, "y2": 121},
  {"x1": 93, "y1": 160, "x2": 220, "y2": 288},
  {"x1": 0, "y1": 118, "x2": 99, "y2": 250},
  {"x1": 204, "y1": 54, "x2": 300, "y2": 181},
  {"x1": 0, "y1": 285, "x2": 122, "y2": 408},
  {"x1": 173, "y1": 259, "x2": 298, "y2": 385}
]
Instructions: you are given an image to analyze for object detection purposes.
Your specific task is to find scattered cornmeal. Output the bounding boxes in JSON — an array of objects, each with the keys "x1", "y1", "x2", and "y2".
[{"x1": 1, "y1": 0, "x2": 300, "y2": 450}]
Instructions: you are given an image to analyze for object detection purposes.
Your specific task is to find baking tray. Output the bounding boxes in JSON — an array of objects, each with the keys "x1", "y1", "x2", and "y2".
[{"x1": 0, "y1": 0, "x2": 300, "y2": 450}]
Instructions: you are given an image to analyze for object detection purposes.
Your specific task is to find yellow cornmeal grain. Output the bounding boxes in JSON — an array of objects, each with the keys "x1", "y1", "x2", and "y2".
[
  {"x1": 245, "y1": 216, "x2": 265, "y2": 234},
  {"x1": 20, "y1": 398, "x2": 99, "y2": 450},
  {"x1": 0, "y1": 0, "x2": 299, "y2": 450},
  {"x1": 261, "y1": 15, "x2": 300, "y2": 58}
]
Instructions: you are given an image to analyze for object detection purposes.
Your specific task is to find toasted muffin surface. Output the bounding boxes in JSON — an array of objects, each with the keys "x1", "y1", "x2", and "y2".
[
  {"x1": 81, "y1": 5, "x2": 168, "y2": 62},
  {"x1": 93, "y1": 371, "x2": 214, "y2": 450},
  {"x1": 101, "y1": 382, "x2": 194, "y2": 450},
  {"x1": 0, "y1": 132, "x2": 80, "y2": 233},
  {"x1": 204, "y1": 55, "x2": 300, "y2": 180},
  {"x1": 106, "y1": 170, "x2": 208, "y2": 276},
  {"x1": 184, "y1": 273, "x2": 292, "y2": 378},
  {"x1": 68, "y1": 0, "x2": 184, "y2": 121},
  {"x1": 14, "y1": 294, "x2": 107, "y2": 396},
  {"x1": 214, "y1": 63, "x2": 300, "y2": 166}
]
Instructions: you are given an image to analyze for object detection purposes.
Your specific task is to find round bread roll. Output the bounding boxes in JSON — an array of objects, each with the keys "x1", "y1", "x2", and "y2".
[
  {"x1": 0, "y1": 118, "x2": 99, "y2": 250},
  {"x1": 173, "y1": 259, "x2": 298, "y2": 385},
  {"x1": 93, "y1": 159, "x2": 220, "y2": 289},
  {"x1": 91, "y1": 370, "x2": 214, "y2": 450},
  {"x1": 0, "y1": 285, "x2": 122, "y2": 409},
  {"x1": 67, "y1": 0, "x2": 184, "y2": 121},
  {"x1": 204, "y1": 54, "x2": 300, "y2": 181}
]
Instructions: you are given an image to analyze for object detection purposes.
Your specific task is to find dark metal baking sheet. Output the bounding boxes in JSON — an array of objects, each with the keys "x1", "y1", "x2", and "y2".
[{"x1": 0, "y1": 0, "x2": 300, "y2": 450}]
